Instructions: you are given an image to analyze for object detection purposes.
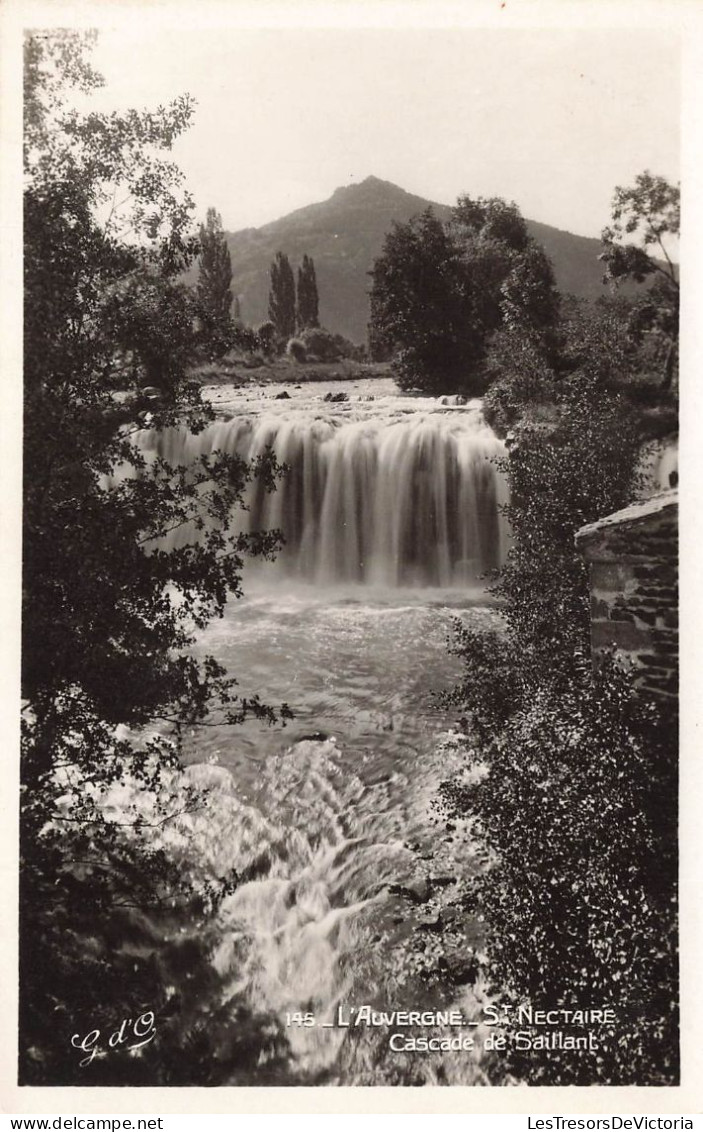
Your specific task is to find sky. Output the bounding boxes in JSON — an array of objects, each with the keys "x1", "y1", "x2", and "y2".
[{"x1": 78, "y1": 23, "x2": 681, "y2": 240}]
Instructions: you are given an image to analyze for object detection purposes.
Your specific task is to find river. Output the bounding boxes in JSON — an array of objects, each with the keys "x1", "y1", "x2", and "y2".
[{"x1": 136, "y1": 378, "x2": 509, "y2": 1084}]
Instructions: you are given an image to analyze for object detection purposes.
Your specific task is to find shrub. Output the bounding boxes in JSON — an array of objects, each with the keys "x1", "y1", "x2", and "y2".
[
  {"x1": 286, "y1": 337, "x2": 307, "y2": 362},
  {"x1": 331, "y1": 332, "x2": 365, "y2": 360},
  {"x1": 20, "y1": 730, "x2": 290, "y2": 1085},
  {"x1": 439, "y1": 655, "x2": 678, "y2": 1085},
  {"x1": 392, "y1": 345, "x2": 488, "y2": 397},
  {"x1": 439, "y1": 624, "x2": 520, "y2": 746},
  {"x1": 436, "y1": 372, "x2": 677, "y2": 1084},
  {"x1": 255, "y1": 320, "x2": 276, "y2": 357},
  {"x1": 493, "y1": 377, "x2": 645, "y2": 682},
  {"x1": 482, "y1": 295, "x2": 680, "y2": 437},
  {"x1": 482, "y1": 329, "x2": 557, "y2": 435},
  {"x1": 231, "y1": 323, "x2": 259, "y2": 354},
  {"x1": 297, "y1": 327, "x2": 343, "y2": 362}
]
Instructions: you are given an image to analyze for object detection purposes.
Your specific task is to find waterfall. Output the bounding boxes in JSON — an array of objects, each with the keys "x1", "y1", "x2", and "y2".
[
  {"x1": 134, "y1": 383, "x2": 509, "y2": 589},
  {"x1": 113, "y1": 381, "x2": 508, "y2": 1084}
]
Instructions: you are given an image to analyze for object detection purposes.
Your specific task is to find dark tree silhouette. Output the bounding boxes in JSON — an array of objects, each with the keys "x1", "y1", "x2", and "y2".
[
  {"x1": 296, "y1": 254, "x2": 319, "y2": 330},
  {"x1": 197, "y1": 207, "x2": 233, "y2": 335},
  {"x1": 368, "y1": 198, "x2": 560, "y2": 394},
  {"x1": 21, "y1": 29, "x2": 289, "y2": 1085},
  {"x1": 268, "y1": 251, "x2": 296, "y2": 343}
]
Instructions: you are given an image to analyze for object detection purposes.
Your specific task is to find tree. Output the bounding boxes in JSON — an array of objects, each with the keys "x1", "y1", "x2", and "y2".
[
  {"x1": 428, "y1": 181, "x2": 679, "y2": 1084},
  {"x1": 368, "y1": 197, "x2": 560, "y2": 394},
  {"x1": 267, "y1": 250, "x2": 296, "y2": 344},
  {"x1": 368, "y1": 208, "x2": 471, "y2": 392},
  {"x1": 23, "y1": 30, "x2": 284, "y2": 735},
  {"x1": 600, "y1": 171, "x2": 679, "y2": 390},
  {"x1": 21, "y1": 29, "x2": 288, "y2": 1084},
  {"x1": 296, "y1": 253, "x2": 319, "y2": 330},
  {"x1": 255, "y1": 319, "x2": 276, "y2": 357},
  {"x1": 436, "y1": 373, "x2": 677, "y2": 1084},
  {"x1": 197, "y1": 206, "x2": 233, "y2": 348},
  {"x1": 482, "y1": 292, "x2": 651, "y2": 437}
]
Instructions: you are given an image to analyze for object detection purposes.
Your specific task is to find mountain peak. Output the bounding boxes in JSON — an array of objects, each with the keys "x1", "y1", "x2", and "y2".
[
  {"x1": 331, "y1": 175, "x2": 413, "y2": 200},
  {"x1": 222, "y1": 178, "x2": 614, "y2": 343}
]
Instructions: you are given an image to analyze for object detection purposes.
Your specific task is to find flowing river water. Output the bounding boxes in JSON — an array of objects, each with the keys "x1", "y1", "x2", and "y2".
[
  {"x1": 120, "y1": 377, "x2": 677, "y2": 1085},
  {"x1": 128, "y1": 380, "x2": 505, "y2": 1084}
]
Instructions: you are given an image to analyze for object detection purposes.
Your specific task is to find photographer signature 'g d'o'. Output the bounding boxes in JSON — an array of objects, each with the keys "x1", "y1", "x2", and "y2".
[{"x1": 71, "y1": 1011, "x2": 156, "y2": 1066}]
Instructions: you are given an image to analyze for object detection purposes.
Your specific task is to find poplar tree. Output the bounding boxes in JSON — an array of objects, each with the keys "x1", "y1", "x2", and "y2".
[
  {"x1": 197, "y1": 207, "x2": 233, "y2": 338},
  {"x1": 267, "y1": 251, "x2": 296, "y2": 342},
  {"x1": 296, "y1": 254, "x2": 320, "y2": 330}
]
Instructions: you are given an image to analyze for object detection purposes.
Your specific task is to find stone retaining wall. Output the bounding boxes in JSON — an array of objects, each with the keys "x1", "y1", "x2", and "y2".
[{"x1": 575, "y1": 490, "x2": 678, "y2": 701}]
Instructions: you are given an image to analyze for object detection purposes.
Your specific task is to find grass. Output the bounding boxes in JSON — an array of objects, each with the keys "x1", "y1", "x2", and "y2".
[{"x1": 187, "y1": 352, "x2": 392, "y2": 387}]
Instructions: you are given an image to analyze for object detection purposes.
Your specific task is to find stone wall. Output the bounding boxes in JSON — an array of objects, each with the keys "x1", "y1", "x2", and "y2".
[{"x1": 575, "y1": 490, "x2": 678, "y2": 701}]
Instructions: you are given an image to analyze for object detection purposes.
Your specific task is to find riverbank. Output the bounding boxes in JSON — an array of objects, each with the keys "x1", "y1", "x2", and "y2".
[{"x1": 188, "y1": 353, "x2": 392, "y2": 388}]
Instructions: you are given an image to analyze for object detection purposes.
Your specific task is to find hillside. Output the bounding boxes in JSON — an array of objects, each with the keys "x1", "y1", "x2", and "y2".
[{"x1": 216, "y1": 176, "x2": 624, "y2": 344}]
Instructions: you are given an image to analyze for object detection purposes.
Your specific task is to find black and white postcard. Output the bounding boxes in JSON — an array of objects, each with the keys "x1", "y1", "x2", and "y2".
[{"x1": 2, "y1": 0, "x2": 701, "y2": 1117}]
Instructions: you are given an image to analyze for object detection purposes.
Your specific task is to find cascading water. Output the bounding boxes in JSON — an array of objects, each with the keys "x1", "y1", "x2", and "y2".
[
  {"x1": 136, "y1": 379, "x2": 509, "y2": 589},
  {"x1": 126, "y1": 379, "x2": 507, "y2": 1085}
]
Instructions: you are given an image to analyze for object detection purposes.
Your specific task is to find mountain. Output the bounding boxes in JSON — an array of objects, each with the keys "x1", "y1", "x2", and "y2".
[{"x1": 221, "y1": 176, "x2": 618, "y2": 344}]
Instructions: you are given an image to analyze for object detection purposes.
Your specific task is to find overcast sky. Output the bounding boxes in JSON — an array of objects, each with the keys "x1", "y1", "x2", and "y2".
[{"x1": 80, "y1": 24, "x2": 680, "y2": 239}]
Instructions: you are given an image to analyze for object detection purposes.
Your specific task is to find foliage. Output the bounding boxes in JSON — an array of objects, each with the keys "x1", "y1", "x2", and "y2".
[
  {"x1": 439, "y1": 625, "x2": 521, "y2": 747},
  {"x1": 286, "y1": 336, "x2": 307, "y2": 362},
  {"x1": 296, "y1": 326, "x2": 345, "y2": 362},
  {"x1": 600, "y1": 171, "x2": 679, "y2": 287},
  {"x1": 24, "y1": 30, "x2": 198, "y2": 277},
  {"x1": 342, "y1": 338, "x2": 368, "y2": 362},
  {"x1": 439, "y1": 657, "x2": 678, "y2": 1085},
  {"x1": 328, "y1": 331, "x2": 366, "y2": 361},
  {"x1": 483, "y1": 287, "x2": 678, "y2": 437},
  {"x1": 296, "y1": 253, "x2": 320, "y2": 330},
  {"x1": 368, "y1": 198, "x2": 560, "y2": 394},
  {"x1": 450, "y1": 196, "x2": 560, "y2": 345},
  {"x1": 368, "y1": 208, "x2": 473, "y2": 392},
  {"x1": 20, "y1": 723, "x2": 291, "y2": 1085},
  {"x1": 600, "y1": 172, "x2": 679, "y2": 390},
  {"x1": 229, "y1": 321, "x2": 260, "y2": 355},
  {"x1": 481, "y1": 329, "x2": 558, "y2": 435},
  {"x1": 268, "y1": 250, "x2": 296, "y2": 345},
  {"x1": 446, "y1": 376, "x2": 644, "y2": 723},
  {"x1": 197, "y1": 206, "x2": 233, "y2": 354},
  {"x1": 23, "y1": 33, "x2": 287, "y2": 740},
  {"x1": 255, "y1": 320, "x2": 277, "y2": 356},
  {"x1": 496, "y1": 380, "x2": 644, "y2": 672},
  {"x1": 437, "y1": 367, "x2": 677, "y2": 1084},
  {"x1": 22, "y1": 29, "x2": 289, "y2": 1083}
]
